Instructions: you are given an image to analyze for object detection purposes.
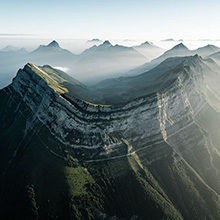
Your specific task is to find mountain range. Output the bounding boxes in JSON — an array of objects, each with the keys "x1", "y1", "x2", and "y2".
[
  {"x1": 0, "y1": 40, "x2": 156, "y2": 87},
  {"x1": 72, "y1": 40, "x2": 147, "y2": 82},
  {"x1": 1, "y1": 53, "x2": 220, "y2": 219},
  {"x1": 126, "y1": 43, "x2": 220, "y2": 76},
  {"x1": 1, "y1": 40, "x2": 220, "y2": 89}
]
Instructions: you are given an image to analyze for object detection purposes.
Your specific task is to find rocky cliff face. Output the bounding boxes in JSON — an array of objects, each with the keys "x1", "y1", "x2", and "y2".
[{"x1": 1, "y1": 58, "x2": 220, "y2": 220}]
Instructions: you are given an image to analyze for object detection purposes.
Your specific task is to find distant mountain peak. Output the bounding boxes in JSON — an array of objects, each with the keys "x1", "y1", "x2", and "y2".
[
  {"x1": 101, "y1": 40, "x2": 112, "y2": 46},
  {"x1": 195, "y1": 44, "x2": 220, "y2": 56},
  {"x1": 31, "y1": 40, "x2": 74, "y2": 56},
  {"x1": 171, "y1": 43, "x2": 188, "y2": 50},
  {"x1": 204, "y1": 44, "x2": 219, "y2": 49},
  {"x1": 161, "y1": 38, "x2": 175, "y2": 42},
  {"x1": 47, "y1": 40, "x2": 60, "y2": 48},
  {"x1": 141, "y1": 41, "x2": 153, "y2": 45},
  {"x1": 87, "y1": 38, "x2": 102, "y2": 43}
]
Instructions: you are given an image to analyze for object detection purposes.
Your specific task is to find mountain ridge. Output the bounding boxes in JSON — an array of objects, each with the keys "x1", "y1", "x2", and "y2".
[
  {"x1": 1, "y1": 57, "x2": 220, "y2": 219},
  {"x1": 124, "y1": 43, "x2": 220, "y2": 77}
]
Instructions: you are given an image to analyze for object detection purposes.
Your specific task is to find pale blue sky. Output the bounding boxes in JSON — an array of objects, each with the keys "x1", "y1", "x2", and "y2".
[{"x1": 0, "y1": 0, "x2": 220, "y2": 40}]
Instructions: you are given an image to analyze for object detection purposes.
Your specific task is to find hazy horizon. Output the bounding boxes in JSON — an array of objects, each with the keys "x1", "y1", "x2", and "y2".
[
  {"x1": 1, "y1": 37, "x2": 220, "y2": 54},
  {"x1": 0, "y1": 0, "x2": 220, "y2": 40}
]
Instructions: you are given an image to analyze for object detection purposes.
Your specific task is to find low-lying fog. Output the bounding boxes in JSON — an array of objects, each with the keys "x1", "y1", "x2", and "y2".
[{"x1": 1, "y1": 37, "x2": 220, "y2": 89}]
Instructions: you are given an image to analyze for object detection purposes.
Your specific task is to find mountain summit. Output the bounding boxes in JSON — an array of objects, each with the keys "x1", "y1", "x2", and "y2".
[
  {"x1": 32, "y1": 40, "x2": 71, "y2": 54},
  {"x1": 171, "y1": 43, "x2": 188, "y2": 50},
  {"x1": 137, "y1": 41, "x2": 158, "y2": 47},
  {"x1": 149, "y1": 43, "x2": 191, "y2": 65},
  {"x1": 195, "y1": 44, "x2": 220, "y2": 57},
  {"x1": 102, "y1": 40, "x2": 112, "y2": 46},
  {"x1": 47, "y1": 40, "x2": 60, "y2": 48},
  {"x1": 133, "y1": 41, "x2": 164, "y2": 60},
  {"x1": 29, "y1": 40, "x2": 75, "y2": 67}
]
